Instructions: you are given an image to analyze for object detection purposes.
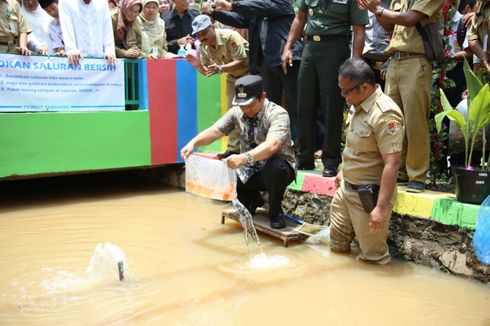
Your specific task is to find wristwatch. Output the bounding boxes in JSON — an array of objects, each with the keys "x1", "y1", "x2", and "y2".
[
  {"x1": 245, "y1": 152, "x2": 253, "y2": 165},
  {"x1": 376, "y1": 6, "x2": 385, "y2": 17}
]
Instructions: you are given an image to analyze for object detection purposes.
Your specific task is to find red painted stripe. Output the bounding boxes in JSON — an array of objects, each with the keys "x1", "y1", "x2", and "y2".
[
  {"x1": 301, "y1": 174, "x2": 337, "y2": 196},
  {"x1": 148, "y1": 59, "x2": 177, "y2": 164}
]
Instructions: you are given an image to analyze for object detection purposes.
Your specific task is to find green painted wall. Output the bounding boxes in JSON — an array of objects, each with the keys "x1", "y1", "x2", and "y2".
[
  {"x1": 0, "y1": 111, "x2": 151, "y2": 179},
  {"x1": 197, "y1": 73, "x2": 223, "y2": 153}
]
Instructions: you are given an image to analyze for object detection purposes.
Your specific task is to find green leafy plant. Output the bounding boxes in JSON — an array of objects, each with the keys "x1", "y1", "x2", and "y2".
[{"x1": 435, "y1": 60, "x2": 490, "y2": 170}]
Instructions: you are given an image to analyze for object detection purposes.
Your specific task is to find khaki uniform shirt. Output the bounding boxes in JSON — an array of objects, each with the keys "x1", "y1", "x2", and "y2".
[
  {"x1": 213, "y1": 98, "x2": 296, "y2": 169},
  {"x1": 384, "y1": 0, "x2": 445, "y2": 55},
  {"x1": 467, "y1": 0, "x2": 490, "y2": 54},
  {"x1": 342, "y1": 86, "x2": 404, "y2": 185},
  {"x1": 200, "y1": 29, "x2": 249, "y2": 79},
  {"x1": 0, "y1": 0, "x2": 31, "y2": 51},
  {"x1": 126, "y1": 14, "x2": 169, "y2": 58},
  {"x1": 297, "y1": 0, "x2": 368, "y2": 36}
]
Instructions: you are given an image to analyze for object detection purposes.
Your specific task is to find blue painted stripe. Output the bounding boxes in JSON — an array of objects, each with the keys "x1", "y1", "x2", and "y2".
[
  {"x1": 176, "y1": 59, "x2": 197, "y2": 162},
  {"x1": 0, "y1": 106, "x2": 23, "y2": 108},
  {"x1": 138, "y1": 59, "x2": 149, "y2": 110}
]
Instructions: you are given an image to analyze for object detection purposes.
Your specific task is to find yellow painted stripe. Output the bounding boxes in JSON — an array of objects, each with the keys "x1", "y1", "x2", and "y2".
[
  {"x1": 220, "y1": 73, "x2": 228, "y2": 152},
  {"x1": 393, "y1": 185, "x2": 454, "y2": 219}
]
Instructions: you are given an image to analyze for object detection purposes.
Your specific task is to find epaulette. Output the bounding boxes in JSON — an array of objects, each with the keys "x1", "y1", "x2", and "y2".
[{"x1": 376, "y1": 96, "x2": 394, "y2": 113}]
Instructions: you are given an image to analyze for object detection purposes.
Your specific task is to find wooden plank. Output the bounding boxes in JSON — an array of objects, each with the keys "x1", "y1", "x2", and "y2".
[{"x1": 221, "y1": 208, "x2": 307, "y2": 247}]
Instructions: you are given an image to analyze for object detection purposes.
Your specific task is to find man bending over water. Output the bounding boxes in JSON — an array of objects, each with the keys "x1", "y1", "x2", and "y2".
[{"x1": 180, "y1": 75, "x2": 296, "y2": 229}]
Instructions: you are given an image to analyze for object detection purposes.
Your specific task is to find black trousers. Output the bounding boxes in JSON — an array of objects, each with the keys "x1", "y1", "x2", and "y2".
[
  {"x1": 237, "y1": 156, "x2": 295, "y2": 218},
  {"x1": 261, "y1": 61, "x2": 300, "y2": 142},
  {"x1": 297, "y1": 38, "x2": 350, "y2": 168}
]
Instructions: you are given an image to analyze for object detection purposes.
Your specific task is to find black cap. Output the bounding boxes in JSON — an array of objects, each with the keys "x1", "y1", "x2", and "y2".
[
  {"x1": 39, "y1": 0, "x2": 55, "y2": 8},
  {"x1": 232, "y1": 75, "x2": 263, "y2": 106}
]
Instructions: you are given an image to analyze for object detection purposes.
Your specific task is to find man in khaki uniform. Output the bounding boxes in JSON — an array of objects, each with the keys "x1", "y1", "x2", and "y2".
[
  {"x1": 467, "y1": 0, "x2": 490, "y2": 72},
  {"x1": 186, "y1": 14, "x2": 249, "y2": 157},
  {"x1": 359, "y1": 0, "x2": 445, "y2": 193},
  {"x1": 0, "y1": 0, "x2": 32, "y2": 54},
  {"x1": 330, "y1": 59, "x2": 404, "y2": 264}
]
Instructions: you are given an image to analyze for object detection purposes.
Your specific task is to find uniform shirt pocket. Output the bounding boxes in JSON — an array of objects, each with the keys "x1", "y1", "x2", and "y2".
[{"x1": 352, "y1": 127, "x2": 375, "y2": 152}]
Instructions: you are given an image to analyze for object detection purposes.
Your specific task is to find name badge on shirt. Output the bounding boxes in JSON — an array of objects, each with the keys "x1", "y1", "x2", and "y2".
[{"x1": 332, "y1": 0, "x2": 348, "y2": 4}]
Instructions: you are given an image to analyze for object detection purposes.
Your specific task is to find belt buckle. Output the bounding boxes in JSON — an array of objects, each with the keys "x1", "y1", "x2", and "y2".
[
  {"x1": 393, "y1": 52, "x2": 401, "y2": 60},
  {"x1": 313, "y1": 35, "x2": 321, "y2": 42}
]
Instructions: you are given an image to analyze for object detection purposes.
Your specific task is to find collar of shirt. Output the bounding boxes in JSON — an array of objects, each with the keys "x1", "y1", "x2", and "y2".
[
  {"x1": 356, "y1": 84, "x2": 383, "y2": 113},
  {"x1": 239, "y1": 100, "x2": 266, "y2": 124}
]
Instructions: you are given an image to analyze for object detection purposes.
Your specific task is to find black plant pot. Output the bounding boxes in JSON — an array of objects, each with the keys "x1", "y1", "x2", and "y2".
[{"x1": 453, "y1": 166, "x2": 490, "y2": 205}]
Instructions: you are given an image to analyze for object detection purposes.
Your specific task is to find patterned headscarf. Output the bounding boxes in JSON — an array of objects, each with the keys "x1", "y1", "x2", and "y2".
[{"x1": 117, "y1": 0, "x2": 142, "y2": 43}]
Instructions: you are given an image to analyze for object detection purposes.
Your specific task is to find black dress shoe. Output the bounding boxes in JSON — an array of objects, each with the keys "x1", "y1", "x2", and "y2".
[
  {"x1": 322, "y1": 166, "x2": 338, "y2": 177},
  {"x1": 216, "y1": 150, "x2": 239, "y2": 160},
  {"x1": 297, "y1": 163, "x2": 315, "y2": 170},
  {"x1": 245, "y1": 196, "x2": 265, "y2": 215},
  {"x1": 270, "y1": 215, "x2": 286, "y2": 229}
]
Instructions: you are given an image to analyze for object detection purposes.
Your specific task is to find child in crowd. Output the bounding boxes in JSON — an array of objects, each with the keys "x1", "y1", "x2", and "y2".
[{"x1": 39, "y1": 0, "x2": 65, "y2": 56}]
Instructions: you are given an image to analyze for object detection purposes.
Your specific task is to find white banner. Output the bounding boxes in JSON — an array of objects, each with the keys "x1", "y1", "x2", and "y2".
[{"x1": 0, "y1": 53, "x2": 125, "y2": 112}]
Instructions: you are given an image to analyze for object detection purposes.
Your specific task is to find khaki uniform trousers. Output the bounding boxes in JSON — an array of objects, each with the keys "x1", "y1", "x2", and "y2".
[
  {"x1": 329, "y1": 181, "x2": 395, "y2": 264},
  {"x1": 385, "y1": 56, "x2": 432, "y2": 183},
  {"x1": 226, "y1": 74, "x2": 240, "y2": 152}
]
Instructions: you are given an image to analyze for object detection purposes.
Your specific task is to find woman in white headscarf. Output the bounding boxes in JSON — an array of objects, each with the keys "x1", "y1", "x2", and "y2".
[
  {"x1": 126, "y1": 0, "x2": 175, "y2": 58},
  {"x1": 22, "y1": 0, "x2": 54, "y2": 54}
]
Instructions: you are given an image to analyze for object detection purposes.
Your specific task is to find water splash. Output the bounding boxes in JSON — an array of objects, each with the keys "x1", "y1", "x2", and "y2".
[
  {"x1": 86, "y1": 242, "x2": 127, "y2": 282},
  {"x1": 248, "y1": 253, "x2": 289, "y2": 270},
  {"x1": 231, "y1": 198, "x2": 262, "y2": 255}
]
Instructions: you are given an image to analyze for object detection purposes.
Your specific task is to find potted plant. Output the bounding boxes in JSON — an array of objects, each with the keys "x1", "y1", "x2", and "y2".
[{"x1": 435, "y1": 60, "x2": 490, "y2": 205}]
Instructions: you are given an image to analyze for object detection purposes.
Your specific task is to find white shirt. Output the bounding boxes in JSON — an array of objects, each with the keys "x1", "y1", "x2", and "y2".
[
  {"x1": 58, "y1": 0, "x2": 115, "y2": 57},
  {"x1": 22, "y1": 3, "x2": 54, "y2": 54},
  {"x1": 49, "y1": 18, "x2": 64, "y2": 50}
]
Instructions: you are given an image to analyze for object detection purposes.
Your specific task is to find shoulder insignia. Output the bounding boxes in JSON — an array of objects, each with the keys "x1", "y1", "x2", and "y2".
[{"x1": 387, "y1": 120, "x2": 398, "y2": 135}]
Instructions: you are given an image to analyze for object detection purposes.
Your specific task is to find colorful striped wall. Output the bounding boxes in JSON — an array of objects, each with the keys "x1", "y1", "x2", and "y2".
[
  {"x1": 289, "y1": 170, "x2": 482, "y2": 230},
  {"x1": 146, "y1": 59, "x2": 228, "y2": 165},
  {"x1": 0, "y1": 59, "x2": 227, "y2": 180}
]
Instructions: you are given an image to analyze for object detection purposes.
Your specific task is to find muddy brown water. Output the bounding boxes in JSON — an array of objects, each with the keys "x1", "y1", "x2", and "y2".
[{"x1": 0, "y1": 172, "x2": 489, "y2": 325}]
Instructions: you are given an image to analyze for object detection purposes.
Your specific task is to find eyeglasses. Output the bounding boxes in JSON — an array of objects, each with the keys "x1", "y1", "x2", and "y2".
[
  {"x1": 339, "y1": 83, "x2": 361, "y2": 96},
  {"x1": 129, "y1": 7, "x2": 140, "y2": 14}
]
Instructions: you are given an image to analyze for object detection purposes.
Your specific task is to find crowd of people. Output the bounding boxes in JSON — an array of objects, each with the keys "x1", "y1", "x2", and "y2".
[{"x1": 2, "y1": 0, "x2": 489, "y2": 263}]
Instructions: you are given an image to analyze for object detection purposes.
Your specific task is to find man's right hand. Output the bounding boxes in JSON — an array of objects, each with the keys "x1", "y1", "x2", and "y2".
[
  {"x1": 185, "y1": 50, "x2": 200, "y2": 67},
  {"x1": 334, "y1": 169, "x2": 343, "y2": 189},
  {"x1": 281, "y1": 48, "x2": 293, "y2": 74},
  {"x1": 15, "y1": 46, "x2": 32, "y2": 56},
  {"x1": 67, "y1": 50, "x2": 82, "y2": 66},
  {"x1": 180, "y1": 142, "x2": 195, "y2": 160},
  {"x1": 177, "y1": 35, "x2": 194, "y2": 46}
]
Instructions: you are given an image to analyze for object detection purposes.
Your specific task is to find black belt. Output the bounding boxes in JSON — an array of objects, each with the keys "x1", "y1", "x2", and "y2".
[
  {"x1": 305, "y1": 34, "x2": 347, "y2": 42},
  {"x1": 391, "y1": 51, "x2": 425, "y2": 60},
  {"x1": 344, "y1": 181, "x2": 361, "y2": 191}
]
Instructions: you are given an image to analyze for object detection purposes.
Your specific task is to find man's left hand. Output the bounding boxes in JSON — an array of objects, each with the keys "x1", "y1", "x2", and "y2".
[
  {"x1": 105, "y1": 54, "x2": 117, "y2": 65},
  {"x1": 205, "y1": 63, "x2": 221, "y2": 76},
  {"x1": 225, "y1": 154, "x2": 246, "y2": 169},
  {"x1": 369, "y1": 205, "x2": 388, "y2": 233},
  {"x1": 215, "y1": 0, "x2": 232, "y2": 11}
]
